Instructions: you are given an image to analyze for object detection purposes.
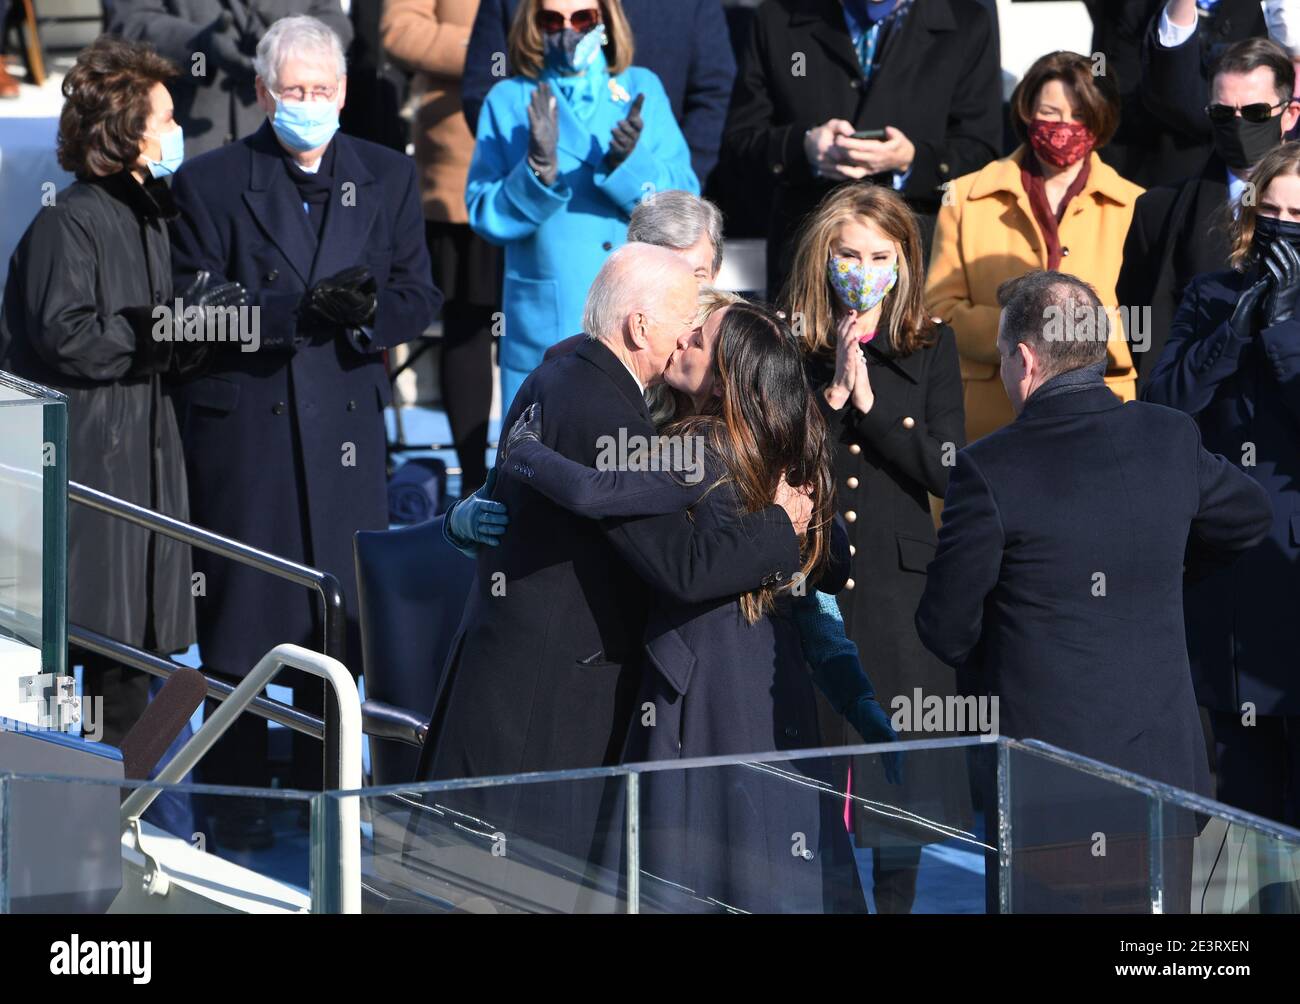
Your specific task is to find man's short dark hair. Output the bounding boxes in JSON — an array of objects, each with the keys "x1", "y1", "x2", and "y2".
[
  {"x1": 1212, "y1": 37, "x2": 1295, "y2": 104},
  {"x1": 996, "y1": 271, "x2": 1108, "y2": 379}
]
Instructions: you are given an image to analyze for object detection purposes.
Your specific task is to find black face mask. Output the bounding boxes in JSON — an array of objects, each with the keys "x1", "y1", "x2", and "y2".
[
  {"x1": 1212, "y1": 114, "x2": 1283, "y2": 171},
  {"x1": 1251, "y1": 214, "x2": 1300, "y2": 261}
]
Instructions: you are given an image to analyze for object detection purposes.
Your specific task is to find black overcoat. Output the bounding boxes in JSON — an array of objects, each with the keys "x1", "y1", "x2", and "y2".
[
  {"x1": 1, "y1": 172, "x2": 195, "y2": 653},
  {"x1": 167, "y1": 123, "x2": 439, "y2": 677}
]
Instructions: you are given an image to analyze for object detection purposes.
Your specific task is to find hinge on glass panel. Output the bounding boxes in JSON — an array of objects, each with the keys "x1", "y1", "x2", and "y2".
[{"x1": 17, "y1": 673, "x2": 80, "y2": 729}]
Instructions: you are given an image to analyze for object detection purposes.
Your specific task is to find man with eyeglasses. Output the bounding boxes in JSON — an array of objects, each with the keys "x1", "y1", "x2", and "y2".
[
  {"x1": 166, "y1": 14, "x2": 440, "y2": 848},
  {"x1": 110, "y1": 0, "x2": 354, "y2": 159},
  {"x1": 1119, "y1": 35, "x2": 1300, "y2": 389}
]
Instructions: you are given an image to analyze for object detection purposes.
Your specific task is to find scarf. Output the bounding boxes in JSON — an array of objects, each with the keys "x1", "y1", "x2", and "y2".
[
  {"x1": 541, "y1": 48, "x2": 610, "y2": 124},
  {"x1": 281, "y1": 139, "x2": 336, "y2": 241},
  {"x1": 1028, "y1": 359, "x2": 1108, "y2": 403},
  {"x1": 841, "y1": 0, "x2": 913, "y2": 87},
  {"x1": 1020, "y1": 149, "x2": 1091, "y2": 270}
]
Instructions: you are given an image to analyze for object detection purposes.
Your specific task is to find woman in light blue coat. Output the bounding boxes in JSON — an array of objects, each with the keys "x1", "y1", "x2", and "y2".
[{"x1": 465, "y1": 0, "x2": 698, "y2": 412}]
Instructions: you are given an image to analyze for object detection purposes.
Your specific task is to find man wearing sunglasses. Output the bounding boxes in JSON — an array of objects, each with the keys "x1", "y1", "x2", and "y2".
[
  {"x1": 459, "y1": 0, "x2": 735, "y2": 187},
  {"x1": 1119, "y1": 36, "x2": 1300, "y2": 389}
]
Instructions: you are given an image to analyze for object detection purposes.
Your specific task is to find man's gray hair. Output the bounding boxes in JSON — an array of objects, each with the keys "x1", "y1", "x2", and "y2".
[
  {"x1": 254, "y1": 15, "x2": 347, "y2": 92},
  {"x1": 628, "y1": 191, "x2": 725, "y2": 278},
  {"x1": 996, "y1": 270, "x2": 1109, "y2": 379},
  {"x1": 584, "y1": 242, "x2": 694, "y2": 341}
]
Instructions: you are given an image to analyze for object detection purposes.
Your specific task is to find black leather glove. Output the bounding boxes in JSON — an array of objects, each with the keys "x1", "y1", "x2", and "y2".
[
  {"x1": 499, "y1": 402, "x2": 542, "y2": 467},
  {"x1": 1261, "y1": 239, "x2": 1300, "y2": 327},
  {"x1": 171, "y1": 271, "x2": 250, "y2": 377},
  {"x1": 122, "y1": 305, "x2": 175, "y2": 377},
  {"x1": 1228, "y1": 275, "x2": 1270, "y2": 342},
  {"x1": 304, "y1": 265, "x2": 378, "y2": 331},
  {"x1": 606, "y1": 93, "x2": 645, "y2": 171},
  {"x1": 526, "y1": 83, "x2": 559, "y2": 186},
  {"x1": 201, "y1": 14, "x2": 255, "y2": 80}
]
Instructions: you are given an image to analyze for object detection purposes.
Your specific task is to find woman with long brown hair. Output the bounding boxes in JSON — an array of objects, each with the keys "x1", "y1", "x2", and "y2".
[
  {"x1": 476, "y1": 294, "x2": 898, "y2": 912},
  {"x1": 1144, "y1": 141, "x2": 1300, "y2": 832},
  {"x1": 783, "y1": 181, "x2": 970, "y2": 914}
]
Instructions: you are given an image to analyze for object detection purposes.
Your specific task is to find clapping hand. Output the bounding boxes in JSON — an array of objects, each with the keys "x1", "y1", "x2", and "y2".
[
  {"x1": 306, "y1": 265, "x2": 378, "y2": 330},
  {"x1": 606, "y1": 93, "x2": 645, "y2": 171},
  {"x1": 1260, "y1": 239, "x2": 1300, "y2": 327}
]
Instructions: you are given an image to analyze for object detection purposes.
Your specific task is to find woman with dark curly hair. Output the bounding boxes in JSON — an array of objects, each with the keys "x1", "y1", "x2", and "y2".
[{"x1": 0, "y1": 36, "x2": 245, "y2": 750}]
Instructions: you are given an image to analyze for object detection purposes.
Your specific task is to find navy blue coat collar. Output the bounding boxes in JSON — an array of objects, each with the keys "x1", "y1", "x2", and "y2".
[
  {"x1": 241, "y1": 121, "x2": 378, "y2": 286},
  {"x1": 1017, "y1": 383, "x2": 1123, "y2": 422},
  {"x1": 575, "y1": 336, "x2": 651, "y2": 421}
]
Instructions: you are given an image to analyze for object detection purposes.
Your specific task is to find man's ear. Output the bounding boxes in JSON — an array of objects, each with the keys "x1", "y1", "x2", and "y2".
[
  {"x1": 255, "y1": 77, "x2": 274, "y2": 116},
  {"x1": 337, "y1": 74, "x2": 348, "y2": 113},
  {"x1": 627, "y1": 311, "x2": 650, "y2": 350},
  {"x1": 1017, "y1": 340, "x2": 1035, "y2": 377}
]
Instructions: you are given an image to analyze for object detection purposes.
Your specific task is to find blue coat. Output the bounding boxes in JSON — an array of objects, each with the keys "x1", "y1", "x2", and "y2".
[
  {"x1": 1144, "y1": 268, "x2": 1300, "y2": 716},
  {"x1": 465, "y1": 68, "x2": 698, "y2": 377},
  {"x1": 460, "y1": 0, "x2": 736, "y2": 184},
  {"x1": 168, "y1": 123, "x2": 440, "y2": 676},
  {"x1": 916, "y1": 382, "x2": 1272, "y2": 797}
]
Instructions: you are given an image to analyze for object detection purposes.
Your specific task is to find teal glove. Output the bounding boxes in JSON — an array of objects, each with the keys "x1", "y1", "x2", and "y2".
[
  {"x1": 792, "y1": 591, "x2": 902, "y2": 785},
  {"x1": 446, "y1": 468, "x2": 509, "y2": 551}
]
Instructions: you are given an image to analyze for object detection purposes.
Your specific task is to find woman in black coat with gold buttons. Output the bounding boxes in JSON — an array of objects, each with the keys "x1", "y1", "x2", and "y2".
[{"x1": 782, "y1": 182, "x2": 971, "y2": 913}]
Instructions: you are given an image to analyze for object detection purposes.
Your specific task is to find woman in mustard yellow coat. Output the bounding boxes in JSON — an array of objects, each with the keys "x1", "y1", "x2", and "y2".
[{"x1": 926, "y1": 51, "x2": 1144, "y2": 442}]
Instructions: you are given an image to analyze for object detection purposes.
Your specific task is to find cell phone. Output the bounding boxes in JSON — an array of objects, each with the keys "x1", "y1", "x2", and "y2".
[{"x1": 851, "y1": 129, "x2": 887, "y2": 141}]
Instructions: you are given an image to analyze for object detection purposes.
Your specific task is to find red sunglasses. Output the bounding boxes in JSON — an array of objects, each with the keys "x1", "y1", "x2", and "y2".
[{"x1": 535, "y1": 8, "x2": 602, "y2": 34}]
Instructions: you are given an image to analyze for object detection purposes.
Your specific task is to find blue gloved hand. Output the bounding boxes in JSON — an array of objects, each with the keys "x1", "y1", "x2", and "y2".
[
  {"x1": 845, "y1": 693, "x2": 903, "y2": 785},
  {"x1": 446, "y1": 468, "x2": 509, "y2": 549}
]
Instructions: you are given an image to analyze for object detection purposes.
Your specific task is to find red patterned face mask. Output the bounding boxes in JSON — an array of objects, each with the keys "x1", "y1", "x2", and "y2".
[{"x1": 1028, "y1": 119, "x2": 1095, "y2": 168}]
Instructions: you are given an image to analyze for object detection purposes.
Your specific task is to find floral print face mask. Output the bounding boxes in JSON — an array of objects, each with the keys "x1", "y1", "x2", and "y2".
[{"x1": 828, "y1": 256, "x2": 898, "y2": 314}]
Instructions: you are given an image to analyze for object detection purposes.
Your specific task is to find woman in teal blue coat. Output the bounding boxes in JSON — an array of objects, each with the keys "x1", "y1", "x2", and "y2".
[{"x1": 466, "y1": 0, "x2": 699, "y2": 413}]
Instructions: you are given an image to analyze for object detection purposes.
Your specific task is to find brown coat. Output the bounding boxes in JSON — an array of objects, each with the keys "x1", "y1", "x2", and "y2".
[
  {"x1": 380, "y1": 0, "x2": 479, "y2": 223},
  {"x1": 925, "y1": 147, "x2": 1145, "y2": 442}
]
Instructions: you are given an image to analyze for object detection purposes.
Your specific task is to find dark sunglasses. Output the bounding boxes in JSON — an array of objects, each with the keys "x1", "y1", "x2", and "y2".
[
  {"x1": 535, "y1": 8, "x2": 602, "y2": 34},
  {"x1": 1205, "y1": 100, "x2": 1289, "y2": 124}
]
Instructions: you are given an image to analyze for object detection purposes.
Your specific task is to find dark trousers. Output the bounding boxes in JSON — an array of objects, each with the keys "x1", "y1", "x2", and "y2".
[
  {"x1": 1208, "y1": 709, "x2": 1300, "y2": 827},
  {"x1": 77, "y1": 650, "x2": 152, "y2": 750},
  {"x1": 439, "y1": 300, "x2": 495, "y2": 493},
  {"x1": 196, "y1": 666, "x2": 328, "y2": 795},
  {"x1": 871, "y1": 842, "x2": 923, "y2": 913}
]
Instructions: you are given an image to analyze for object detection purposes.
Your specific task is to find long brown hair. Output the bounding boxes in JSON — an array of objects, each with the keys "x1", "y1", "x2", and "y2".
[
  {"x1": 1009, "y1": 50, "x2": 1120, "y2": 148},
  {"x1": 668, "y1": 302, "x2": 833, "y2": 623},
  {"x1": 1225, "y1": 141, "x2": 1300, "y2": 269},
  {"x1": 781, "y1": 183, "x2": 935, "y2": 360},
  {"x1": 507, "y1": 0, "x2": 635, "y2": 80}
]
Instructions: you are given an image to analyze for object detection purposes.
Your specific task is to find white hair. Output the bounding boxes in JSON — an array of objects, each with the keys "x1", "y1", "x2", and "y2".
[
  {"x1": 584, "y1": 243, "x2": 694, "y2": 342},
  {"x1": 628, "y1": 191, "x2": 725, "y2": 277},
  {"x1": 254, "y1": 15, "x2": 347, "y2": 93}
]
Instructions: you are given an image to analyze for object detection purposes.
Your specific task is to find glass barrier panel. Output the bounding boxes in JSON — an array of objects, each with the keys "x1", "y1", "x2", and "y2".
[{"x1": 0, "y1": 772, "x2": 316, "y2": 914}]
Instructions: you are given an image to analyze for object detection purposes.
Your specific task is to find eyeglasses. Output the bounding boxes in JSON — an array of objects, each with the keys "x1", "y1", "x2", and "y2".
[
  {"x1": 535, "y1": 8, "x2": 602, "y2": 34},
  {"x1": 275, "y1": 84, "x2": 339, "y2": 103},
  {"x1": 1205, "y1": 100, "x2": 1289, "y2": 123}
]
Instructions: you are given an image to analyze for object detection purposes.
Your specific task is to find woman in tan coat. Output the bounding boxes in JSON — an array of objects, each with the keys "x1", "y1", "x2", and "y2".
[
  {"x1": 926, "y1": 51, "x2": 1144, "y2": 443},
  {"x1": 382, "y1": 0, "x2": 499, "y2": 491}
]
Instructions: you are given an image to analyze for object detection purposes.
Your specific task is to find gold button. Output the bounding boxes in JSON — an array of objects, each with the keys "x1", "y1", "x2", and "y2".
[
  {"x1": 845, "y1": 510, "x2": 857, "y2": 523},
  {"x1": 846, "y1": 476, "x2": 859, "y2": 489},
  {"x1": 845, "y1": 578, "x2": 855, "y2": 590},
  {"x1": 849, "y1": 444, "x2": 861, "y2": 455},
  {"x1": 902, "y1": 416, "x2": 915, "y2": 429},
  {"x1": 849, "y1": 544, "x2": 856, "y2": 556}
]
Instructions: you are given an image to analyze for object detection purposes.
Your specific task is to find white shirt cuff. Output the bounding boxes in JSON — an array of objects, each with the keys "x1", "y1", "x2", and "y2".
[{"x1": 1158, "y1": 4, "x2": 1198, "y2": 49}]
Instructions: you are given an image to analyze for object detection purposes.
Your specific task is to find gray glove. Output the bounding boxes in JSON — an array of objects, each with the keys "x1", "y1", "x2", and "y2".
[
  {"x1": 526, "y1": 83, "x2": 559, "y2": 187},
  {"x1": 606, "y1": 93, "x2": 645, "y2": 171}
]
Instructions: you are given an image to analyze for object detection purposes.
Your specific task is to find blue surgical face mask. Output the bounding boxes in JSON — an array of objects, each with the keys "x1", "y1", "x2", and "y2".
[
  {"x1": 143, "y1": 124, "x2": 185, "y2": 179},
  {"x1": 270, "y1": 91, "x2": 340, "y2": 152},
  {"x1": 543, "y1": 24, "x2": 606, "y2": 75}
]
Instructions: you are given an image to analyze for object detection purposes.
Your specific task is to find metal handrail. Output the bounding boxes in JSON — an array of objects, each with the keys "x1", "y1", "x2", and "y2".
[
  {"x1": 68, "y1": 481, "x2": 346, "y2": 788},
  {"x1": 119, "y1": 643, "x2": 363, "y2": 914}
]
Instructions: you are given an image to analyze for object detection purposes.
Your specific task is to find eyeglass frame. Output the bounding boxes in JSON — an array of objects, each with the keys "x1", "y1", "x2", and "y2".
[
  {"x1": 1204, "y1": 99, "x2": 1292, "y2": 124},
  {"x1": 534, "y1": 7, "x2": 602, "y2": 35},
  {"x1": 272, "y1": 83, "x2": 341, "y2": 103}
]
